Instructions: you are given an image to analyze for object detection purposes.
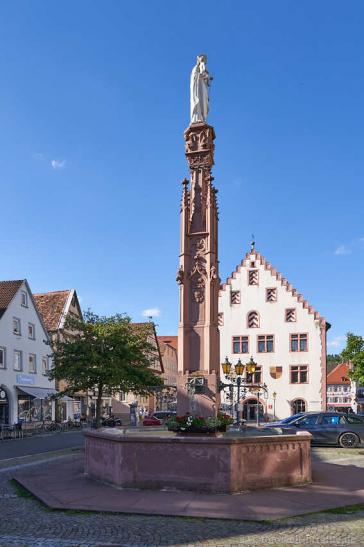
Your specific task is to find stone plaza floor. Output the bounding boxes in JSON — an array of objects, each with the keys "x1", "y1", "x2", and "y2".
[{"x1": 0, "y1": 447, "x2": 364, "y2": 545}]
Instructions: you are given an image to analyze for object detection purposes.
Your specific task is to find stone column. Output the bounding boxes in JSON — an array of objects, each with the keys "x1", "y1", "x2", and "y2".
[{"x1": 177, "y1": 122, "x2": 220, "y2": 417}]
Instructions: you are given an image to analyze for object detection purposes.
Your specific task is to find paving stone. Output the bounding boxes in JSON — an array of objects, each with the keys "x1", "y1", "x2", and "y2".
[{"x1": 0, "y1": 449, "x2": 363, "y2": 545}]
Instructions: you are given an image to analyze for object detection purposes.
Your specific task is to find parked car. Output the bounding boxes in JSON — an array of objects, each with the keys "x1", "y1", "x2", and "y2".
[
  {"x1": 101, "y1": 416, "x2": 122, "y2": 427},
  {"x1": 271, "y1": 412, "x2": 364, "y2": 448},
  {"x1": 152, "y1": 411, "x2": 176, "y2": 422},
  {"x1": 143, "y1": 415, "x2": 162, "y2": 426},
  {"x1": 262, "y1": 412, "x2": 306, "y2": 428}
]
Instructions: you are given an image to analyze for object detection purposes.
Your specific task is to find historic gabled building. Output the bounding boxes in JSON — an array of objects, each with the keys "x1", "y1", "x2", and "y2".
[
  {"x1": 158, "y1": 336, "x2": 178, "y2": 387},
  {"x1": 0, "y1": 280, "x2": 55, "y2": 425},
  {"x1": 326, "y1": 362, "x2": 355, "y2": 413},
  {"x1": 218, "y1": 248, "x2": 329, "y2": 420},
  {"x1": 34, "y1": 289, "x2": 84, "y2": 420}
]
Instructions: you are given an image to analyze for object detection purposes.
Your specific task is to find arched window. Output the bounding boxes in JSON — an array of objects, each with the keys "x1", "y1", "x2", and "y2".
[
  {"x1": 292, "y1": 399, "x2": 306, "y2": 414},
  {"x1": 247, "y1": 310, "x2": 259, "y2": 328}
]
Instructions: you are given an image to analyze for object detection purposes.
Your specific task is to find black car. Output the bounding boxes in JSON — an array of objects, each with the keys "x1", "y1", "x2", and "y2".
[
  {"x1": 278, "y1": 412, "x2": 364, "y2": 448},
  {"x1": 101, "y1": 416, "x2": 122, "y2": 427}
]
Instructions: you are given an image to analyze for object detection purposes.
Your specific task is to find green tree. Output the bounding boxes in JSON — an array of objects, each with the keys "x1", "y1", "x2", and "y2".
[
  {"x1": 326, "y1": 353, "x2": 341, "y2": 373},
  {"x1": 49, "y1": 311, "x2": 163, "y2": 428},
  {"x1": 341, "y1": 332, "x2": 364, "y2": 384}
]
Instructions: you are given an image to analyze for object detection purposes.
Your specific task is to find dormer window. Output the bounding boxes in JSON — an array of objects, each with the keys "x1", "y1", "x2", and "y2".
[
  {"x1": 13, "y1": 318, "x2": 21, "y2": 336},
  {"x1": 21, "y1": 290, "x2": 28, "y2": 307}
]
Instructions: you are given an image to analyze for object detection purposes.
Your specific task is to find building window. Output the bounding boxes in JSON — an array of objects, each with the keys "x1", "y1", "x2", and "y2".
[
  {"x1": 21, "y1": 290, "x2": 28, "y2": 307},
  {"x1": 266, "y1": 288, "x2": 277, "y2": 302},
  {"x1": 29, "y1": 354, "x2": 36, "y2": 373},
  {"x1": 0, "y1": 347, "x2": 6, "y2": 369},
  {"x1": 290, "y1": 365, "x2": 308, "y2": 384},
  {"x1": 290, "y1": 333, "x2": 308, "y2": 352},
  {"x1": 120, "y1": 392, "x2": 127, "y2": 402},
  {"x1": 248, "y1": 270, "x2": 259, "y2": 285},
  {"x1": 247, "y1": 310, "x2": 259, "y2": 328},
  {"x1": 28, "y1": 323, "x2": 35, "y2": 340},
  {"x1": 285, "y1": 308, "x2": 296, "y2": 322},
  {"x1": 232, "y1": 336, "x2": 249, "y2": 354},
  {"x1": 246, "y1": 366, "x2": 262, "y2": 384},
  {"x1": 14, "y1": 350, "x2": 22, "y2": 371},
  {"x1": 292, "y1": 399, "x2": 306, "y2": 414},
  {"x1": 218, "y1": 312, "x2": 224, "y2": 326},
  {"x1": 258, "y1": 335, "x2": 274, "y2": 353},
  {"x1": 42, "y1": 357, "x2": 49, "y2": 375},
  {"x1": 230, "y1": 290, "x2": 240, "y2": 305},
  {"x1": 13, "y1": 318, "x2": 21, "y2": 335}
]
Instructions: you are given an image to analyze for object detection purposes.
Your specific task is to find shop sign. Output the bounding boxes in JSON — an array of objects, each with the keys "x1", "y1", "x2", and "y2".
[{"x1": 16, "y1": 374, "x2": 36, "y2": 385}]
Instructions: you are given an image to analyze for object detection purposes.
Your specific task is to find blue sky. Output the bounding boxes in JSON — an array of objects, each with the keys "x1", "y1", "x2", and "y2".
[{"x1": 0, "y1": 1, "x2": 363, "y2": 351}]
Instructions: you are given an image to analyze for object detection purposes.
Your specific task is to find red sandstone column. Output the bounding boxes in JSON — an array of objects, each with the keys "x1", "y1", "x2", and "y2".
[{"x1": 177, "y1": 122, "x2": 220, "y2": 417}]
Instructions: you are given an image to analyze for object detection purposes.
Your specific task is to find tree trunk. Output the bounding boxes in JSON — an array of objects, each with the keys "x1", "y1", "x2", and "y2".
[{"x1": 95, "y1": 384, "x2": 103, "y2": 429}]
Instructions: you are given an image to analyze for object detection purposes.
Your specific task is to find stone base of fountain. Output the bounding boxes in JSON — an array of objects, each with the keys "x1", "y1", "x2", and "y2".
[{"x1": 84, "y1": 429, "x2": 312, "y2": 493}]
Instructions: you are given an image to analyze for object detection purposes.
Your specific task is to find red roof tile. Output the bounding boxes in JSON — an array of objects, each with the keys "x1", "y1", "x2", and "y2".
[
  {"x1": 158, "y1": 336, "x2": 178, "y2": 352},
  {"x1": 33, "y1": 290, "x2": 71, "y2": 332},
  {"x1": 0, "y1": 280, "x2": 24, "y2": 318},
  {"x1": 327, "y1": 363, "x2": 351, "y2": 385}
]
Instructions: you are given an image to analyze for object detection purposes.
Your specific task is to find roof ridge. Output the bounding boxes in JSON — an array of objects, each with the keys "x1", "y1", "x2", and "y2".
[
  {"x1": 219, "y1": 249, "x2": 326, "y2": 324},
  {"x1": 34, "y1": 289, "x2": 72, "y2": 296}
]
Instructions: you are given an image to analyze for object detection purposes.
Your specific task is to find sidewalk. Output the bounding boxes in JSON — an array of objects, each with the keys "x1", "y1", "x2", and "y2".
[{"x1": 13, "y1": 449, "x2": 364, "y2": 521}]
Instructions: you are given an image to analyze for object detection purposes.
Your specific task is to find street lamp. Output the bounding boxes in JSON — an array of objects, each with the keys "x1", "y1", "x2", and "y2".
[
  {"x1": 272, "y1": 391, "x2": 277, "y2": 420},
  {"x1": 221, "y1": 357, "x2": 245, "y2": 427}
]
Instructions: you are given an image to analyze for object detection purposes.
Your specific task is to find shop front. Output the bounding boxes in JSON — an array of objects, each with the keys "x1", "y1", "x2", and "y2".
[{"x1": 16, "y1": 386, "x2": 57, "y2": 423}]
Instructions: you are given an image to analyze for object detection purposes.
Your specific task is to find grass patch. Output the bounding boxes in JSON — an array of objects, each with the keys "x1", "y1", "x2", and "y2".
[
  {"x1": 10, "y1": 479, "x2": 35, "y2": 499},
  {"x1": 323, "y1": 503, "x2": 364, "y2": 515}
]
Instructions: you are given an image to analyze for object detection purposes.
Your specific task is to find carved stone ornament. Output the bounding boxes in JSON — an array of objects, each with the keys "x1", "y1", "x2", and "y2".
[
  {"x1": 190, "y1": 239, "x2": 207, "y2": 279},
  {"x1": 192, "y1": 275, "x2": 205, "y2": 303},
  {"x1": 210, "y1": 265, "x2": 217, "y2": 280},
  {"x1": 176, "y1": 265, "x2": 184, "y2": 285}
]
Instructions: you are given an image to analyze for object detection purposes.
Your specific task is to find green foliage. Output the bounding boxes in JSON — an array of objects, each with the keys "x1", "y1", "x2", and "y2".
[
  {"x1": 326, "y1": 353, "x2": 341, "y2": 373},
  {"x1": 341, "y1": 332, "x2": 364, "y2": 384},
  {"x1": 49, "y1": 310, "x2": 163, "y2": 426}
]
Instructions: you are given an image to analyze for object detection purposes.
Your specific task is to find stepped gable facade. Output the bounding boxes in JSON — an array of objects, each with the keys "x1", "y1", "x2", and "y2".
[{"x1": 218, "y1": 249, "x2": 330, "y2": 420}]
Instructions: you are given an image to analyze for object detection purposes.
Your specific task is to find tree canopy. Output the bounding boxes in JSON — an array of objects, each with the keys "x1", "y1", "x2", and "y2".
[
  {"x1": 341, "y1": 332, "x2": 364, "y2": 384},
  {"x1": 49, "y1": 311, "x2": 164, "y2": 426}
]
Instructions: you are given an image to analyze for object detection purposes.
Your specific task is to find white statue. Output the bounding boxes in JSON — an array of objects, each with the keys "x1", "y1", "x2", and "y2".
[{"x1": 190, "y1": 54, "x2": 211, "y2": 124}]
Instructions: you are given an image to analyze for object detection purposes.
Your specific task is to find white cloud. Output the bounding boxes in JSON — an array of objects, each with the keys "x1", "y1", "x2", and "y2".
[
  {"x1": 142, "y1": 307, "x2": 161, "y2": 318},
  {"x1": 334, "y1": 245, "x2": 351, "y2": 256},
  {"x1": 327, "y1": 335, "x2": 346, "y2": 349},
  {"x1": 51, "y1": 159, "x2": 66, "y2": 170}
]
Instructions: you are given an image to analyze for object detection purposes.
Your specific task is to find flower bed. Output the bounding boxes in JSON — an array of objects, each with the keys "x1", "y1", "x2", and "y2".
[{"x1": 166, "y1": 412, "x2": 233, "y2": 434}]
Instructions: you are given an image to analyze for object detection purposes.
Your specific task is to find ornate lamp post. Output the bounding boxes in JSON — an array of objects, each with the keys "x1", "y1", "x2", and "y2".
[
  {"x1": 272, "y1": 391, "x2": 277, "y2": 420},
  {"x1": 220, "y1": 356, "x2": 259, "y2": 427}
]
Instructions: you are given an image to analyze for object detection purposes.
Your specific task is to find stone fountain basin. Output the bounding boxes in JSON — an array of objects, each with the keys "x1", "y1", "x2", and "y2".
[{"x1": 84, "y1": 429, "x2": 311, "y2": 493}]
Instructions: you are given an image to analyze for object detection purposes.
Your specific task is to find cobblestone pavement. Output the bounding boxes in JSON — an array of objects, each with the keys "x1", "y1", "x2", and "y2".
[{"x1": 0, "y1": 449, "x2": 364, "y2": 546}]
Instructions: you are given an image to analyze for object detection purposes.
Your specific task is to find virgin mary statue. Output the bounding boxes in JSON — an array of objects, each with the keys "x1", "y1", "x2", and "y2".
[{"x1": 190, "y1": 54, "x2": 211, "y2": 124}]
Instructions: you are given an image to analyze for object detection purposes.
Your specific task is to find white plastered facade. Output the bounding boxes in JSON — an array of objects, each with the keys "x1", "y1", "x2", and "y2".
[
  {"x1": 0, "y1": 281, "x2": 55, "y2": 424},
  {"x1": 218, "y1": 251, "x2": 328, "y2": 420}
]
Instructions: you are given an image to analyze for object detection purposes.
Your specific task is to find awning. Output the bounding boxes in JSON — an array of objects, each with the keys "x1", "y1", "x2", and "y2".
[{"x1": 16, "y1": 386, "x2": 73, "y2": 401}]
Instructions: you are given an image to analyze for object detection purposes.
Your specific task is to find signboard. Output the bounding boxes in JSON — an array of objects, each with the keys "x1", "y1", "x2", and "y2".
[{"x1": 16, "y1": 374, "x2": 36, "y2": 385}]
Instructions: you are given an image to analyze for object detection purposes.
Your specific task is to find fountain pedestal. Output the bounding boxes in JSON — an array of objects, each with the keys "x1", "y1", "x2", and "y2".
[{"x1": 84, "y1": 430, "x2": 312, "y2": 493}]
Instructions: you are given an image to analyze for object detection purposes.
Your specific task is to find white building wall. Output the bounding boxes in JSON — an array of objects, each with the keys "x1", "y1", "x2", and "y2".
[
  {"x1": 218, "y1": 252, "x2": 326, "y2": 420},
  {"x1": 0, "y1": 281, "x2": 55, "y2": 424}
]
